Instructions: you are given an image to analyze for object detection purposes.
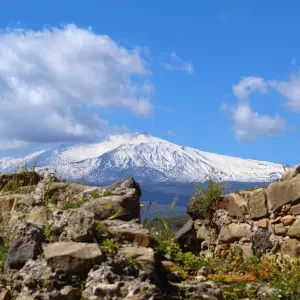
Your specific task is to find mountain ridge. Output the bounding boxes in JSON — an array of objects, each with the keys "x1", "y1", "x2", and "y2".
[{"x1": 0, "y1": 132, "x2": 287, "y2": 185}]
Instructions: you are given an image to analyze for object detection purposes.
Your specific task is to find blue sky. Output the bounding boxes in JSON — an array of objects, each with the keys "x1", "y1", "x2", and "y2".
[{"x1": 0, "y1": 0, "x2": 300, "y2": 164}]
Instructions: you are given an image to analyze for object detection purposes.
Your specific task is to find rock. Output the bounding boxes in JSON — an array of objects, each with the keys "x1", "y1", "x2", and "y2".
[
  {"x1": 254, "y1": 219, "x2": 268, "y2": 228},
  {"x1": 246, "y1": 189, "x2": 268, "y2": 219},
  {"x1": 214, "y1": 193, "x2": 247, "y2": 217},
  {"x1": 0, "y1": 172, "x2": 41, "y2": 193},
  {"x1": 281, "y1": 215, "x2": 295, "y2": 226},
  {"x1": 274, "y1": 223, "x2": 286, "y2": 236},
  {"x1": 16, "y1": 258, "x2": 52, "y2": 284},
  {"x1": 194, "y1": 221, "x2": 210, "y2": 240},
  {"x1": 119, "y1": 246, "x2": 155, "y2": 277},
  {"x1": 51, "y1": 209, "x2": 95, "y2": 242},
  {"x1": 161, "y1": 261, "x2": 175, "y2": 272},
  {"x1": 103, "y1": 220, "x2": 150, "y2": 247},
  {"x1": 281, "y1": 165, "x2": 300, "y2": 181},
  {"x1": 26, "y1": 206, "x2": 48, "y2": 227},
  {"x1": 91, "y1": 178, "x2": 141, "y2": 198},
  {"x1": 81, "y1": 195, "x2": 140, "y2": 222},
  {"x1": 281, "y1": 239, "x2": 300, "y2": 258},
  {"x1": 0, "y1": 289, "x2": 10, "y2": 300},
  {"x1": 6, "y1": 223, "x2": 44, "y2": 269},
  {"x1": 290, "y1": 204, "x2": 300, "y2": 215},
  {"x1": 175, "y1": 218, "x2": 201, "y2": 253},
  {"x1": 219, "y1": 223, "x2": 251, "y2": 242},
  {"x1": 0, "y1": 195, "x2": 19, "y2": 213},
  {"x1": 60, "y1": 285, "x2": 81, "y2": 299},
  {"x1": 43, "y1": 242, "x2": 103, "y2": 276},
  {"x1": 231, "y1": 244, "x2": 253, "y2": 261},
  {"x1": 270, "y1": 216, "x2": 281, "y2": 224},
  {"x1": 288, "y1": 219, "x2": 300, "y2": 238},
  {"x1": 267, "y1": 176, "x2": 300, "y2": 212},
  {"x1": 93, "y1": 282, "x2": 122, "y2": 297},
  {"x1": 252, "y1": 229, "x2": 272, "y2": 255}
]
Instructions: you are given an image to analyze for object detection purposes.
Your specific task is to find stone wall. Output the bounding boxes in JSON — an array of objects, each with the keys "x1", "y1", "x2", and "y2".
[{"x1": 176, "y1": 165, "x2": 300, "y2": 260}]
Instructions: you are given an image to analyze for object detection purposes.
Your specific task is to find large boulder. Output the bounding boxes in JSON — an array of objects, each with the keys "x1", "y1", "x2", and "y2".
[
  {"x1": 245, "y1": 189, "x2": 268, "y2": 219},
  {"x1": 267, "y1": 176, "x2": 300, "y2": 212},
  {"x1": 81, "y1": 195, "x2": 140, "y2": 221},
  {"x1": 6, "y1": 223, "x2": 44, "y2": 270},
  {"x1": 287, "y1": 219, "x2": 300, "y2": 238},
  {"x1": 43, "y1": 242, "x2": 103, "y2": 276},
  {"x1": 280, "y1": 239, "x2": 300, "y2": 258},
  {"x1": 50, "y1": 209, "x2": 95, "y2": 242},
  {"x1": 214, "y1": 193, "x2": 247, "y2": 217},
  {"x1": 219, "y1": 223, "x2": 251, "y2": 242}
]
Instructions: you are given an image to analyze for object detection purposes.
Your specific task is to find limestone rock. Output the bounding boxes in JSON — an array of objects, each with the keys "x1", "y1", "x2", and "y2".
[
  {"x1": 51, "y1": 209, "x2": 95, "y2": 242},
  {"x1": 104, "y1": 219, "x2": 150, "y2": 247},
  {"x1": 246, "y1": 189, "x2": 268, "y2": 219},
  {"x1": 231, "y1": 244, "x2": 253, "y2": 261},
  {"x1": 281, "y1": 239, "x2": 300, "y2": 258},
  {"x1": 81, "y1": 195, "x2": 140, "y2": 221},
  {"x1": 290, "y1": 204, "x2": 300, "y2": 215},
  {"x1": 281, "y1": 215, "x2": 295, "y2": 226},
  {"x1": 254, "y1": 219, "x2": 268, "y2": 228},
  {"x1": 288, "y1": 219, "x2": 300, "y2": 238},
  {"x1": 26, "y1": 206, "x2": 48, "y2": 227},
  {"x1": 274, "y1": 223, "x2": 286, "y2": 236},
  {"x1": 219, "y1": 223, "x2": 251, "y2": 242},
  {"x1": 91, "y1": 178, "x2": 142, "y2": 198},
  {"x1": 195, "y1": 223, "x2": 210, "y2": 241},
  {"x1": 214, "y1": 193, "x2": 247, "y2": 217},
  {"x1": 43, "y1": 242, "x2": 103, "y2": 276},
  {"x1": 267, "y1": 176, "x2": 300, "y2": 212},
  {"x1": 6, "y1": 223, "x2": 44, "y2": 270}
]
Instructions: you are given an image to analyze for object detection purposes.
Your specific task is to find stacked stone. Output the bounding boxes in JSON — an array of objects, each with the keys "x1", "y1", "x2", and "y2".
[{"x1": 178, "y1": 165, "x2": 300, "y2": 260}]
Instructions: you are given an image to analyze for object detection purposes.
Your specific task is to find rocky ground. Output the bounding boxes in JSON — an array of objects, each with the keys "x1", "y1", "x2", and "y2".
[{"x1": 0, "y1": 167, "x2": 300, "y2": 299}]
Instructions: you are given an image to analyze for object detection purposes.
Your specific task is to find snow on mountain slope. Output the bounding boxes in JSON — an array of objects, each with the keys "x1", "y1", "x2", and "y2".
[{"x1": 0, "y1": 133, "x2": 286, "y2": 183}]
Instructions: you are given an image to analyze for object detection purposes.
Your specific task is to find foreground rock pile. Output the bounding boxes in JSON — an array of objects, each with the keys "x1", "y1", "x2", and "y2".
[
  {"x1": 0, "y1": 171, "x2": 173, "y2": 299},
  {"x1": 178, "y1": 165, "x2": 300, "y2": 260},
  {"x1": 2, "y1": 166, "x2": 300, "y2": 299}
]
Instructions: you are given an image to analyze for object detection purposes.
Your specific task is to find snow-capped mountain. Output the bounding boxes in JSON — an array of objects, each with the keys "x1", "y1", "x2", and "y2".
[{"x1": 0, "y1": 132, "x2": 286, "y2": 184}]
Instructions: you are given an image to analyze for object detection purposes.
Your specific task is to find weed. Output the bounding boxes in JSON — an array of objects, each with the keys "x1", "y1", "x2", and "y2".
[
  {"x1": 0, "y1": 244, "x2": 7, "y2": 273},
  {"x1": 43, "y1": 222, "x2": 51, "y2": 241},
  {"x1": 102, "y1": 190, "x2": 114, "y2": 197},
  {"x1": 101, "y1": 238, "x2": 120, "y2": 256},
  {"x1": 89, "y1": 190, "x2": 100, "y2": 199}
]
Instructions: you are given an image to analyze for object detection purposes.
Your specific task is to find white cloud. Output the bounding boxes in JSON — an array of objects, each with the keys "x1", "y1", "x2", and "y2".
[
  {"x1": 270, "y1": 75, "x2": 300, "y2": 112},
  {"x1": 0, "y1": 24, "x2": 153, "y2": 150},
  {"x1": 216, "y1": 12, "x2": 227, "y2": 22},
  {"x1": 163, "y1": 51, "x2": 193, "y2": 74},
  {"x1": 224, "y1": 76, "x2": 287, "y2": 142}
]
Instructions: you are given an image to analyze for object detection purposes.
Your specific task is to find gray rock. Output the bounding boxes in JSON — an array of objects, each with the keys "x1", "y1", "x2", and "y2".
[
  {"x1": 26, "y1": 206, "x2": 48, "y2": 228},
  {"x1": 267, "y1": 176, "x2": 300, "y2": 212},
  {"x1": 280, "y1": 238, "x2": 300, "y2": 258},
  {"x1": 104, "y1": 219, "x2": 150, "y2": 247},
  {"x1": 219, "y1": 223, "x2": 251, "y2": 242},
  {"x1": 51, "y1": 209, "x2": 95, "y2": 242},
  {"x1": 288, "y1": 219, "x2": 300, "y2": 238},
  {"x1": 214, "y1": 193, "x2": 247, "y2": 217},
  {"x1": 274, "y1": 223, "x2": 286, "y2": 236},
  {"x1": 231, "y1": 244, "x2": 253, "y2": 261},
  {"x1": 43, "y1": 242, "x2": 103, "y2": 276},
  {"x1": 290, "y1": 204, "x2": 300, "y2": 215},
  {"x1": 246, "y1": 189, "x2": 268, "y2": 219},
  {"x1": 81, "y1": 195, "x2": 140, "y2": 221},
  {"x1": 6, "y1": 223, "x2": 44, "y2": 270},
  {"x1": 252, "y1": 228, "x2": 272, "y2": 255}
]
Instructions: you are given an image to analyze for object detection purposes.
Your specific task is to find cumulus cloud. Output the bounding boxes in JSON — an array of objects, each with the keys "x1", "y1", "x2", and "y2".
[
  {"x1": 163, "y1": 51, "x2": 193, "y2": 74},
  {"x1": 225, "y1": 76, "x2": 287, "y2": 142},
  {"x1": 270, "y1": 75, "x2": 300, "y2": 112},
  {"x1": 0, "y1": 24, "x2": 153, "y2": 150}
]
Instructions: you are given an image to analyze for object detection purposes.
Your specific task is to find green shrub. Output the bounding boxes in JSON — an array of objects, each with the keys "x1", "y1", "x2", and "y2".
[{"x1": 101, "y1": 238, "x2": 120, "y2": 256}]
